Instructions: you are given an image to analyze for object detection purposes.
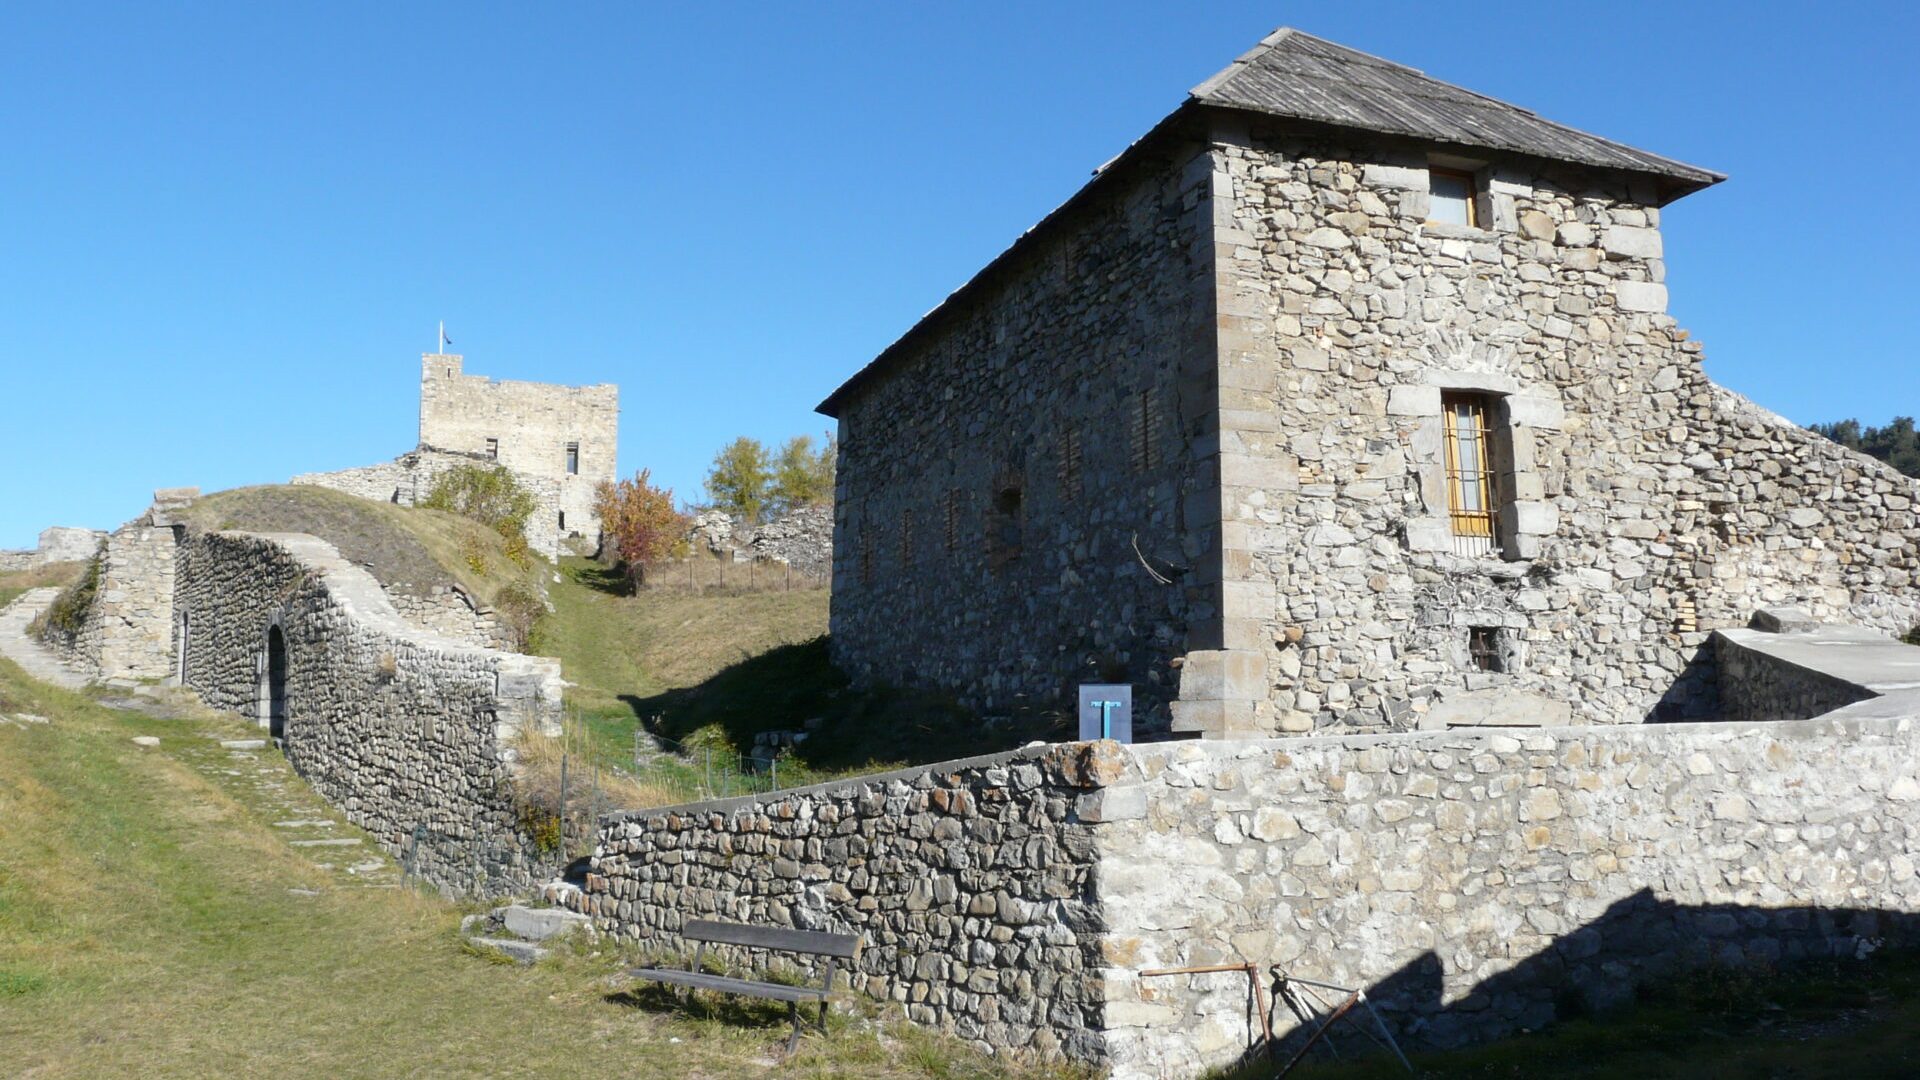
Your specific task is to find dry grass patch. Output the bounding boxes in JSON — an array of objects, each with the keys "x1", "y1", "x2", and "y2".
[{"x1": 0, "y1": 656, "x2": 1086, "y2": 1080}]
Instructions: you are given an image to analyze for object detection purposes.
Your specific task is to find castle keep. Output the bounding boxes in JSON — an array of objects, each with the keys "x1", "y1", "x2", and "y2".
[
  {"x1": 297, "y1": 351, "x2": 619, "y2": 558},
  {"x1": 819, "y1": 29, "x2": 1920, "y2": 737}
]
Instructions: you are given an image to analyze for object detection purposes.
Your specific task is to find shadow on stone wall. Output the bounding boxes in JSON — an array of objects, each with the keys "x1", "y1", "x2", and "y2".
[
  {"x1": 1245, "y1": 891, "x2": 1917, "y2": 1072},
  {"x1": 1647, "y1": 639, "x2": 1719, "y2": 723}
]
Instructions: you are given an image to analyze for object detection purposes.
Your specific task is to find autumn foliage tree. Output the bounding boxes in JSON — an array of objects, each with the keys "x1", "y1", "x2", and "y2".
[{"x1": 594, "y1": 469, "x2": 688, "y2": 592}]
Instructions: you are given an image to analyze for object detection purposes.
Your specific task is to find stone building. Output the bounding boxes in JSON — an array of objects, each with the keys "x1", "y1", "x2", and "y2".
[
  {"x1": 818, "y1": 28, "x2": 1920, "y2": 737},
  {"x1": 296, "y1": 351, "x2": 619, "y2": 558}
]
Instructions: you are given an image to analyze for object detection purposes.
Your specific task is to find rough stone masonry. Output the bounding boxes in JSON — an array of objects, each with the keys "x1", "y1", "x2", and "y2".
[
  {"x1": 39, "y1": 488, "x2": 566, "y2": 895},
  {"x1": 817, "y1": 27, "x2": 1920, "y2": 737},
  {"x1": 579, "y1": 616, "x2": 1920, "y2": 1077}
]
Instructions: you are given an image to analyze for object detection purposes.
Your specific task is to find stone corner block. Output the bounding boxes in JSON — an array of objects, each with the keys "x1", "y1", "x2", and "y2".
[
  {"x1": 1177, "y1": 649, "x2": 1266, "y2": 701},
  {"x1": 1387, "y1": 384, "x2": 1442, "y2": 417},
  {"x1": 1170, "y1": 698, "x2": 1259, "y2": 739},
  {"x1": 1404, "y1": 517, "x2": 1454, "y2": 553},
  {"x1": 1075, "y1": 784, "x2": 1148, "y2": 823},
  {"x1": 1362, "y1": 163, "x2": 1426, "y2": 191},
  {"x1": 1614, "y1": 281, "x2": 1669, "y2": 313}
]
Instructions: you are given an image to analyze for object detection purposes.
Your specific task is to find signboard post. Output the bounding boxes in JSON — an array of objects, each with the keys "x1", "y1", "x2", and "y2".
[{"x1": 1078, "y1": 684, "x2": 1134, "y2": 744}]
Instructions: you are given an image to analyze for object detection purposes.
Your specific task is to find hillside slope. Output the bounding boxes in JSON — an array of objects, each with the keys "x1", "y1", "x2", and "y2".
[{"x1": 0, "y1": 654, "x2": 1078, "y2": 1080}]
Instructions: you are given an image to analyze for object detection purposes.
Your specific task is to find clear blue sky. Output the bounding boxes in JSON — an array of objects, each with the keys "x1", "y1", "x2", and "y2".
[{"x1": 2, "y1": 2, "x2": 1914, "y2": 548}]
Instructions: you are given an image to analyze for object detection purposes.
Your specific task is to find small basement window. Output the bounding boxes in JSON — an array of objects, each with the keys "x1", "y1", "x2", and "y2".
[
  {"x1": 565, "y1": 442, "x2": 580, "y2": 475},
  {"x1": 484, "y1": 437, "x2": 499, "y2": 461},
  {"x1": 1428, "y1": 168, "x2": 1479, "y2": 228},
  {"x1": 1468, "y1": 627, "x2": 1505, "y2": 673}
]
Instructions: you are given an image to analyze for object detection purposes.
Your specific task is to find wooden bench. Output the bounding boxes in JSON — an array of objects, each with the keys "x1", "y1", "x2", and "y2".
[{"x1": 628, "y1": 919, "x2": 860, "y2": 1053}]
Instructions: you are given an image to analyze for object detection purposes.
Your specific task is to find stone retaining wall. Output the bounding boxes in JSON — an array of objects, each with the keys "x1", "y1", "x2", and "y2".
[
  {"x1": 582, "y1": 628, "x2": 1920, "y2": 1075},
  {"x1": 175, "y1": 529, "x2": 564, "y2": 892},
  {"x1": 1094, "y1": 703, "x2": 1920, "y2": 1075},
  {"x1": 580, "y1": 743, "x2": 1120, "y2": 1059}
]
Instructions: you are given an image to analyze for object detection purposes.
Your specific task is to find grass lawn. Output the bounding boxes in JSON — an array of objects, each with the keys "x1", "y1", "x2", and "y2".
[
  {"x1": 0, "y1": 656, "x2": 1081, "y2": 1079},
  {"x1": 532, "y1": 557, "x2": 1068, "y2": 804}
]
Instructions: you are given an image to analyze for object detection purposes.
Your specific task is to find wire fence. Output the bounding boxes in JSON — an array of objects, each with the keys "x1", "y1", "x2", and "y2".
[
  {"x1": 636, "y1": 551, "x2": 828, "y2": 593},
  {"x1": 627, "y1": 725, "x2": 818, "y2": 804}
]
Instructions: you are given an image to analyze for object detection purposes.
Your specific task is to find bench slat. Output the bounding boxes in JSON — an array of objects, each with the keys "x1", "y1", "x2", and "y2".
[
  {"x1": 629, "y1": 967, "x2": 827, "y2": 1004},
  {"x1": 683, "y1": 919, "x2": 859, "y2": 959}
]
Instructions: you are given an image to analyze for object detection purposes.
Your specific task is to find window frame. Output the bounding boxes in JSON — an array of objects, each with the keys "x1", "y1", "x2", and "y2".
[
  {"x1": 484, "y1": 437, "x2": 499, "y2": 461},
  {"x1": 565, "y1": 442, "x2": 580, "y2": 475},
  {"x1": 1427, "y1": 167, "x2": 1480, "y2": 229},
  {"x1": 1441, "y1": 392, "x2": 1502, "y2": 549}
]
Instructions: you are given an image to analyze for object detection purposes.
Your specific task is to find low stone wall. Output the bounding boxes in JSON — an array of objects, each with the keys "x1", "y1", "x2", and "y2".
[
  {"x1": 175, "y1": 529, "x2": 564, "y2": 892},
  {"x1": 580, "y1": 743, "x2": 1118, "y2": 1059},
  {"x1": 1095, "y1": 707, "x2": 1920, "y2": 1076},
  {"x1": 582, "y1": 625, "x2": 1920, "y2": 1076}
]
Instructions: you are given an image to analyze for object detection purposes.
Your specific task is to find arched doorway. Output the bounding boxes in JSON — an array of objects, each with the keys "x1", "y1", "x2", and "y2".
[{"x1": 262, "y1": 626, "x2": 288, "y2": 740}]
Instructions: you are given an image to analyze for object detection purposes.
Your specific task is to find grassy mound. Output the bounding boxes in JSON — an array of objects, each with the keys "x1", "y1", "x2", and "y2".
[{"x1": 179, "y1": 486, "x2": 547, "y2": 634}]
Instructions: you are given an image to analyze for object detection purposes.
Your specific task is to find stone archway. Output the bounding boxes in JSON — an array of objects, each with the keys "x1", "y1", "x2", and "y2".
[{"x1": 261, "y1": 625, "x2": 288, "y2": 740}]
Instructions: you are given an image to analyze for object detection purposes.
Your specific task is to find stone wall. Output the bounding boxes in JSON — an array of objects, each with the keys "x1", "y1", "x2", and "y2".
[
  {"x1": 0, "y1": 526, "x2": 106, "y2": 571},
  {"x1": 386, "y1": 584, "x2": 514, "y2": 651},
  {"x1": 418, "y1": 352, "x2": 617, "y2": 552},
  {"x1": 293, "y1": 446, "x2": 571, "y2": 559},
  {"x1": 174, "y1": 529, "x2": 564, "y2": 892},
  {"x1": 823, "y1": 140, "x2": 1221, "y2": 726},
  {"x1": 1094, "y1": 707, "x2": 1920, "y2": 1076},
  {"x1": 580, "y1": 622, "x2": 1920, "y2": 1076},
  {"x1": 578, "y1": 743, "x2": 1120, "y2": 1058},
  {"x1": 823, "y1": 104, "x2": 1920, "y2": 735},
  {"x1": 1203, "y1": 123, "x2": 1920, "y2": 736}
]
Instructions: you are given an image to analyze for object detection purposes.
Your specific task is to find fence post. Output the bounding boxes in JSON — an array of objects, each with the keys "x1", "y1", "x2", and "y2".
[
  {"x1": 704, "y1": 745, "x2": 712, "y2": 798},
  {"x1": 558, "y1": 752, "x2": 570, "y2": 851},
  {"x1": 771, "y1": 755, "x2": 778, "y2": 791}
]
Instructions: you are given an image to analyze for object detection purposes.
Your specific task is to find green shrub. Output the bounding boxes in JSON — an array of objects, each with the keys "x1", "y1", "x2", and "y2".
[
  {"x1": 493, "y1": 579, "x2": 544, "y2": 651},
  {"x1": 36, "y1": 552, "x2": 101, "y2": 640},
  {"x1": 1903, "y1": 625, "x2": 1920, "y2": 647},
  {"x1": 421, "y1": 465, "x2": 536, "y2": 565}
]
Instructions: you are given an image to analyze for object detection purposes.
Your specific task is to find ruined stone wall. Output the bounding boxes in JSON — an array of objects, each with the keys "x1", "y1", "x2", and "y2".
[
  {"x1": 1095, "y1": 708, "x2": 1920, "y2": 1077},
  {"x1": 293, "y1": 446, "x2": 571, "y2": 559},
  {"x1": 173, "y1": 529, "x2": 564, "y2": 892},
  {"x1": 1204, "y1": 123, "x2": 1920, "y2": 734},
  {"x1": 418, "y1": 353, "x2": 617, "y2": 551},
  {"x1": 827, "y1": 145, "x2": 1221, "y2": 725},
  {"x1": 0, "y1": 527, "x2": 106, "y2": 571},
  {"x1": 580, "y1": 743, "x2": 1116, "y2": 1059},
  {"x1": 386, "y1": 585, "x2": 513, "y2": 651}
]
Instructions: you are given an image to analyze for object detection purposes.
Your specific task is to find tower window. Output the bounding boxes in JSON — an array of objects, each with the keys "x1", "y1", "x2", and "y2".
[
  {"x1": 558, "y1": 510, "x2": 566, "y2": 530},
  {"x1": 484, "y1": 437, "x2": 499, "y2": 461},
  {"x1": 1468, "y1": 627, "x2": 1505, "y2": 673},
  {"x1": 1441, "y1": 392, "x2": 1503, "y2": 556},
  {"x1": 1428, "y1": 168, "x2": 1479, "y2": 228},
  {"x1": 565, "y1": 442, "x2": 579, "y2": 475}
]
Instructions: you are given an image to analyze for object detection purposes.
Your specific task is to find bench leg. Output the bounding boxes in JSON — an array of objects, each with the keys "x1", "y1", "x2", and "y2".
[
  {"x1": 817, "y1": 998, "x2": 829, "y2": 1035},
  {"x1": 785, "y1": 1001, "x2": 803, "y2": 1056}
]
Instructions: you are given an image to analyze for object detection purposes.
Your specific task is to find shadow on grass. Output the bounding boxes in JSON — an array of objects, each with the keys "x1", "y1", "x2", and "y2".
[
  {"x1": 605, "y1": 981, "x2": 798, "y2": 1031},
  {"x1": 616, "y1": 637, "x2": 1070, "y2": 774}
]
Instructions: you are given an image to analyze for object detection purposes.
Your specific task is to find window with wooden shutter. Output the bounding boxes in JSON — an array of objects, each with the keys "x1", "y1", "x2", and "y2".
[
  {"x1": 1059, "y1": 427, "x2": 1083, "y2": 504},
  {"x1": 1129, "y1": 389, "x2": 1158, "y2": 473},
  {"x1": 1442, "y1": 392, "x2": 1501, "y2": 556}
]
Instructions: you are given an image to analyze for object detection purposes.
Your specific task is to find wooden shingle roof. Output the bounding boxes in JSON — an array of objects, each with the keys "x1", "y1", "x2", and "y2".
[{"x1": 1192, "y1": 28, "x2": 1723, "y2": 188}]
